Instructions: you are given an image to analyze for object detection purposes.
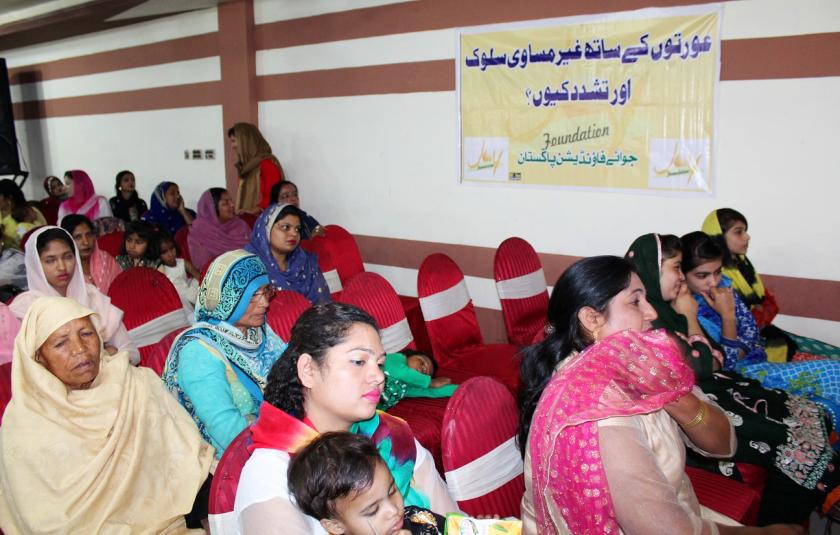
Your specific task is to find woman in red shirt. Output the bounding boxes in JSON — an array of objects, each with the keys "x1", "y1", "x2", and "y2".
[{"x1": 228, "y1": 122, "x2": 284, "y2": 214}]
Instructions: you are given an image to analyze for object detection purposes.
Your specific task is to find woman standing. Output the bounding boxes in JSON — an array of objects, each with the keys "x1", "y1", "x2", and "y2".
[
  {"x1": 228, "y1": 122, "x2": 283, "y2": 213},
  {"x1": 109, "y1": 170, "x2": 149, "y2": 222},
  {"x1": 57, "y1": 170, "x2": 112, "y2": 223},
  {"x1": 245, "y1": 203, "x2": 329, "y2": 304},
  {"x1": 0, "y1": 296, "x2": 213, "y2": 534},
  {"x1": 187, "y1": 188, "x2": 251, "y2": 271},
  {"x1": 9, "y1": 226, "x2": 139, "y2": 364},
  {"x1": 142, "y1": 181, "x2": 195, "y2": 236},
  {"x1": 163, "y1": 250, "x2": 286, "y2": 457},
  {"x1": 235, "y1": 302, "x2": 458, "y2": 534}
]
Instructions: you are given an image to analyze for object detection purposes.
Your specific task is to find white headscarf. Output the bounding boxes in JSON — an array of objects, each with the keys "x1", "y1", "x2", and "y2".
[{"x1": 9, "y1": 226, "x2": 138, "y2": 363}]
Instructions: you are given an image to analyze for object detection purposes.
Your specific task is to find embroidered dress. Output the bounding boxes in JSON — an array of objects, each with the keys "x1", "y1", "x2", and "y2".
[
  {"x1": 695, "y1": 276, "x2": 840, "y2": 428},
  {"x1": 245, "y1": 203, "x2": 330, "y2": 304},
  {"x1": 163, "y1": 250, "x2": 286, "y2": 457},
  {"x1": 627, "y1": 233, "x2": 840, "y2": 525}
]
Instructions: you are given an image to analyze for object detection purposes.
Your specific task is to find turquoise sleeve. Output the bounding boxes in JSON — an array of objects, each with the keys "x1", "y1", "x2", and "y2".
[
  {"x1": 404, "y1": 383, "x2": 458, "y2": 399},
  {"x1": 178, "y1": 341, "x2": 249, "y2": 453}
]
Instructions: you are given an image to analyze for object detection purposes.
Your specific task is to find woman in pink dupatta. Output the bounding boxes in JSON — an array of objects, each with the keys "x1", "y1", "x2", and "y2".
[
  {"x1": 57, "y1": 170, "x2": 112, "y2": 223},
  {"x1": 0, "y1": 303, "x2": 18, "y2": 365},
  {"x1": 9, "y1": 226, "x2": 139, "y2": 365},
  {"x1": 61, "y1": 214, "x2": 120, "y2": 294},
  {"x1": 518, "y1": 256, "x2": 800, "y2": 535},
  {"x1": 187, "y1": 188, "x2": 250, "y2": 271}
]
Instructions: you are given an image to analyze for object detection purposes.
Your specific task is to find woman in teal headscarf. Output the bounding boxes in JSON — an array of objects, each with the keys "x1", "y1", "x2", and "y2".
[
  {"x1": 163, "y1": 249, "x2": 287, "y2": 457},
  {"x1": 627, "y1": 233, "x2": 840, "y2": 526}
]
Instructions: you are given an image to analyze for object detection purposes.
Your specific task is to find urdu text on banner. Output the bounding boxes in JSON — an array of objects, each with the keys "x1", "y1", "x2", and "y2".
[{"x1": 457, "y1": 6, "x2": 721, "y2": 195}]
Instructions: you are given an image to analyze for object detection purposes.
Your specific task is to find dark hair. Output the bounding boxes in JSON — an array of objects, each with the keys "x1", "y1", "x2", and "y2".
[
  {"x1": 61, "y1": 214, "x2": 95, "y2": 237},
  {"x1": 156, "y1": 230, "x2": 178, "y2": 257},
  {"x1": 226, "y1": 126, "x2": 235, "y2": 137},
  {"x1": 517, "y1": 255, "x2": 635, "y2": 456},
  {"x1": 35, "y1": 228, "x2": 75, "y2": 255},
  {"x1": 270, "y1": 180, "x2": 298, "y2": 204},
  {"x1": 272, "y1": 204, "x2": 303, "y2": 225},
  {"x1": 114, "y1": 170, "x2": 136, "y2": 197},
  {"x1": 287, "y1": 432, "x2": 383, "y2": 520},
  {"x1": 402, "y1": 348, "x2": 438, "y2": 376},
  {"x1": 11, "y1": 204, "x2": 30, "y2": 223},
  {"x1": 680, "y1": 231, "x2": 724, "y2": 273},
  {"x1": 209, "y1": 187, "x2": 226, "y2": 216},
  {"x1": 121, "y1": 220, "x2": 160, "y2": 260},
  {"x1": 711, "y1": 208, "x2": 748, "y2": 268},
  {"x1": 0, "y1": 179, "x2": 26, "y2": 209},
  {"x1": 660, "y1": 234, "x2": 682, "y2": 260},
  {"x1": 263, "y1": 302, "x2": 379, "y2": 419}
]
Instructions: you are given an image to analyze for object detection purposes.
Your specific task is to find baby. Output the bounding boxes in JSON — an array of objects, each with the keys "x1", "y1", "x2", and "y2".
[
  {"x1": 378, "y1": 349, "x2": 457, "y2": 410},
  {"x1": 288, "y1": 432, "x2": 444, "y2": 535}
]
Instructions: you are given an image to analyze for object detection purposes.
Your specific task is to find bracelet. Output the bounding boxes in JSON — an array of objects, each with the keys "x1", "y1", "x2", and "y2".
[{"x1": 683, "y1": 403, "x2": 707, "y2": 429}]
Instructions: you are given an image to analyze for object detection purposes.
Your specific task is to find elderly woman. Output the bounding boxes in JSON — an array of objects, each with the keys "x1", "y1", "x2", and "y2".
[
  {"x1": 10, "y1": 226, "x2": 139, "y2": 364},
  {"x1": 235, "y1": 302, "x2": 459, "y2": 534},
  {"x1": 246, "y1": 203, "x2": 330, "y2": 304},
  {"x1": 163, "y1": 249, "x2": 287, "y2": 457},
  {"x1": 187, "y1": 187, "x2": 251, "y2": 271},
  {"x1": 0, "y1": 296, "x2": 213, "y2": 534}
]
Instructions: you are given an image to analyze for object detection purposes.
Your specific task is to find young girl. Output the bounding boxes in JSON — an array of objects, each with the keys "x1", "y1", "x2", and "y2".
[
  {"x1": 116, "y1": 220, "x2": 160, "y2": 270},
  {"x1": 702, "y1": 208, "x2": 840, "y2": 360},
  {"x1": 379, "y1": 350, "x2": 456, "y2": 411},
  {"x1": 157, "y1": 234, "x2": 200, "y2": 310}
]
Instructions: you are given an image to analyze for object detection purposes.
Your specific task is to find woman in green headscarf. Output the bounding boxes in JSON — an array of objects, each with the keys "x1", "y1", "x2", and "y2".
[
  {"x1": 702, "y1": 208, "x2": 840, "y2": 360},
  {"x1": 627, "y1": 233, "x2": 840, "y2": 526}
]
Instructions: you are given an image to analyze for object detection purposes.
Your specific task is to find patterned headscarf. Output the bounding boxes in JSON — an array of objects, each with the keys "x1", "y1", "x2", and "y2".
[{"x1": 163, "y1": 250, "x2": 286, "y2": 444}]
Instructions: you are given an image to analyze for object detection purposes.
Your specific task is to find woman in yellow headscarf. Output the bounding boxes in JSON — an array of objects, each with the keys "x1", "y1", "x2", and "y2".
[
  {"x1": 0, "y1": 296, "x2": 214, "y2": 534},
  {"x1": 703, "y1": 208, "x2": 840, "y2": 361},
  {"x1": 228, "y1": 122, "x2": 284, "y2": 214}
]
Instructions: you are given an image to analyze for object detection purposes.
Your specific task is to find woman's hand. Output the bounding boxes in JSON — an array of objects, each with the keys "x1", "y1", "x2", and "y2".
[
  {"x1": 703, "y1": 287, "x2": 736, "y2": 320},
  {"x1": 311, "y1": 225, "x2": 326, "y2": 238},
  {"x1": 671, "y1": 283, "x2": 698, "y2": 318}
]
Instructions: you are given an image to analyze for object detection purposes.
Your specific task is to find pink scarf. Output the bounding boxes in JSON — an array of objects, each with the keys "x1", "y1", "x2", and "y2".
[
  {"x1": 59, "y1": 170, "x2": 105, "y2": 220},
  {"x1": 187, "y1": 189, "x2": 251, "y2": 270},
  {"x1": 529, "y1": 329, "x2": 694, "y2": 534},
  {"x1": 88, "y1": 246, "x2": 120, "y2": 294},
  {"x1": 0, "y1": 303, "x2": 19, "y2": 365}
]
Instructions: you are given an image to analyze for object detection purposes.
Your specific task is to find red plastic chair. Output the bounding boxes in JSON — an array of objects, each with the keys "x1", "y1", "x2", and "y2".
[
  {"x1": 686, "y1": 467, "x2": 760, "y2": 525},
  {"x1": 108, "y1": 267, "x2": 189, "y2": 375},
  {"x1": 97, "y1": 230, "x2": 124, "y2": 257},
  {"x1": 322, "y1": 224, "x2": 365, "y2": 286},
  {"x1": 239, "y1": 212, "x2": 258, "y2": 229},
  {"x1": 300, "y1": 236, "x2": 343, "y2": 299},
  {"x1": 266, "y1": 289, "x2": 311, "y2": 342},
  {"x1": 174, "y1": 225, "x2": 192, "y2": 264},
  {"x1": 441, "y1": 377, "x2": 524, "y2": 517},
  {"x1": 208, "y1": 427, "x2": 254, "y2": 535},
  {"x1": 0, "y1": 362, "x2": 11, "y2": 426},
  {"x1": 338, "y1": 272, "x2": 416, "y2": 354},
  {"x1": 417, "y1": 254, "x2": 520, "y2": 393},
  {"x1": 494, "y1": 237, "x2": 549, "y2": 347}
]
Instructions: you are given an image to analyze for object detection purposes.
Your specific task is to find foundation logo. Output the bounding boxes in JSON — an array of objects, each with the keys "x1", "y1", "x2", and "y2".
[
  {"x1": 648, "y1": 138, "x2": 710, "y2": 191},
  {"x1": 463, "y1": 137, "x2": 509, "y2": 181}
]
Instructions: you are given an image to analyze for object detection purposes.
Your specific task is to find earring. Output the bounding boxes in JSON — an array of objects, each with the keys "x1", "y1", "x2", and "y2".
[{"x1": 593, "y1": 327, "x2": 601, "y2": 342}]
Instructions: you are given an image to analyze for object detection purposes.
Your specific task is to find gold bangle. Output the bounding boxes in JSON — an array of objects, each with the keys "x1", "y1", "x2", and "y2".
[{"x1": 683, "y1": 403, "x2": 707, "y2": 429}]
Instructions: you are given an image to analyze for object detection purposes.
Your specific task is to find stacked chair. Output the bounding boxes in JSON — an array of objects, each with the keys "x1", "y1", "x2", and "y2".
[{"x1": 108, "y1": 267, "x2": 190, "y2": 375}]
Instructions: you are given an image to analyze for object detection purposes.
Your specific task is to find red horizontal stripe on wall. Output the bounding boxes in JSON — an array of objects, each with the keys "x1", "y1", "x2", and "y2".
[
  {"x1": 255, "y1": 0, "x2": 726, "y2": 50},
  {"x1": 721, "y1": 32, "x2": 840, "y2": 81},
  {"x1": 8, "y1": 33, "x2": 220, "y2": 84},
  {"x1": 13, "y1": 80, "x2": 222, "y2": 120},
  {"x1": 355, "y1": 234, "x2": 840, "y2": 323}
]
